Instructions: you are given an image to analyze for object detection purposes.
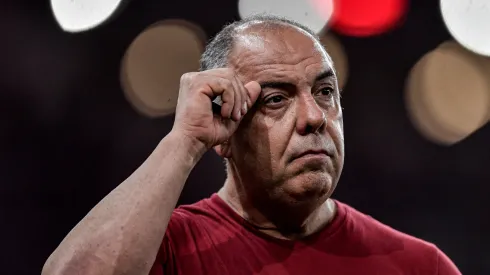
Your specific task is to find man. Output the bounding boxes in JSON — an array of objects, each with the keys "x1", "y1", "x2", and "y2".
[{"x1": 42, "y1": 15, "x2": 461, "y2": 275}]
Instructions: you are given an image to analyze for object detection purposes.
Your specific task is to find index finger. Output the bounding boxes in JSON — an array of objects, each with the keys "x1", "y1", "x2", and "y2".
[
  {"x1": 212, "y1": 80, "x2": 261, "y2": 112},
  {"x1": 244, "y1": 81, "x2": 261, "y2": 109}
]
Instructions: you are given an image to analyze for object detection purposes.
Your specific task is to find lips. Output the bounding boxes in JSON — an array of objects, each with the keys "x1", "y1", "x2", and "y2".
[{"x1": 293, "y1": 149, "x2": 330, "y2": 160}]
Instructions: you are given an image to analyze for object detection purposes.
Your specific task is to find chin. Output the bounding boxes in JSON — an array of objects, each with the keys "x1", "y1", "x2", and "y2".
[{"x1": 279, "y1": 172, "x2": 333, "y2": 203}]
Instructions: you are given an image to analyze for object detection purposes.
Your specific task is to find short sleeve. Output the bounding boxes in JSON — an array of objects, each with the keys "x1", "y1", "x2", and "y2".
[
  {"x1": 436, "y1": 249, "x2": 461, "y2": 275},
  {"x1": 148, "y1": 212, "x2": 187, "y2": 275},
  {"x1": 148, "y1": 199, "x2": 218, "y2": 275},
  {"x1": 148, "y1": 234, "x2": 173, "y2": 275}
]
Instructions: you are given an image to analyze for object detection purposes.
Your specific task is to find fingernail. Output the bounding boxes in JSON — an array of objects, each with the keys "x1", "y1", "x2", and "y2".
[
  {"x1": 237, "y1": 110, "x2": 241, "y2": 119},
  {"x1": 242, "y1": 102, "x2": 247, "y2": 113}
]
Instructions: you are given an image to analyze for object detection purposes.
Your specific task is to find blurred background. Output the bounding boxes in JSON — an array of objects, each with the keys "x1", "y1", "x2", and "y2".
[{"x1": 2, "y1": 0, "x2": 490, "y2": 274}]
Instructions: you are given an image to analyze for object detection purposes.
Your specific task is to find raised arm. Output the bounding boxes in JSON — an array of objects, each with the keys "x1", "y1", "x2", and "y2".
[{"x1": 41, "y1": 69, "x2": 261, "y2": 275}]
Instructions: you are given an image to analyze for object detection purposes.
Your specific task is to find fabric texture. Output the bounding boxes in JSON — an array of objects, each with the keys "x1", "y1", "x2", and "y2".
[{"x1": 149, "y1": 194, "x2": 461, "y2": 275}]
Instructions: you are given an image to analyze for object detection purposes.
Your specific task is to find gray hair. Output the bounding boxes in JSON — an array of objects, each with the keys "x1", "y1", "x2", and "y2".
[
  {"x1": 201, "y1": 15, "x2": 330, "y2": 170},
  {"x1": 199, "y1": 14, "x2": 324, "y2": 71}
]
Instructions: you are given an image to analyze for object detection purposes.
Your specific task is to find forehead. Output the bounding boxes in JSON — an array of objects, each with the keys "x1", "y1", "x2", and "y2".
[{"x1": 228, "y1": 24, "x2": 334, "y2": 82}]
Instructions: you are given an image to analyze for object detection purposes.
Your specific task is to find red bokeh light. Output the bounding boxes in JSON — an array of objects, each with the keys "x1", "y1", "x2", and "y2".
[{"x1": 330, "y1": 0, "x2": 408, "y2": 37}]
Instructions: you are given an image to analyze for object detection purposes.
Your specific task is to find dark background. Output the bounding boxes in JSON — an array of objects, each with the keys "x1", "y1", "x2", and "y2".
[{"x1": 1, "y1": 0, "x2": 489, "y2": 274}]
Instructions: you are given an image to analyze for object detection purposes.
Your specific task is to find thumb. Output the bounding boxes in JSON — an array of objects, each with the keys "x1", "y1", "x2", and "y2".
[{"x1": 244, "y1": 81, "x2": 262, "y2": 108}]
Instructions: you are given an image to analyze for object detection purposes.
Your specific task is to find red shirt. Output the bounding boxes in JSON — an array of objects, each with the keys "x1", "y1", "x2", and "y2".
[{"x1": 150, "y1": 194, "x2": 460, "y2": 275}]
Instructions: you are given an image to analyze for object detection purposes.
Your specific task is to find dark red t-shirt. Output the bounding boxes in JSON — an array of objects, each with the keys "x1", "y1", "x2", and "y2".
[{"x1": 150, "y1": 194, "x2": 460, "y2": 275}]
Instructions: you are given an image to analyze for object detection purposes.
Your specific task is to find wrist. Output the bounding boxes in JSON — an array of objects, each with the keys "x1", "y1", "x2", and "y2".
[{"x1": 166, "y1": 130, "x2": 208, "y2": 163}]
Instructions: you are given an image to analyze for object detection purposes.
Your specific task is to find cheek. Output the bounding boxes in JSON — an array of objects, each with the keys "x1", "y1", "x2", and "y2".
[
  {"x1": 264, "y1": 116, "x2": 295, "y2": 167},
  {"x1": 250, "y1": 117, "x2": 278, "y2": 161},
  {"x1": 328, "y1": 102, "x2": 344, "y2": 139},
  {"x1": 331, "y1": 119, "x2": 344, "y2": 140},
  {"x1": 237, "y1": 117, "x2": 289, "y2": 167},
  {"x1": 231, "y1": 123, "x2": 277, "y2": 181},
  {"x1": 329, "y1": 117, "x2": 345, "y2": 161},
  {"x1": 233, "y1": 118, "x2": 271, "y2": 165}
]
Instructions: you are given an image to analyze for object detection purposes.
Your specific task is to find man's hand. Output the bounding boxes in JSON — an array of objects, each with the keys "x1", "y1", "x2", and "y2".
[
  {"x1": 172, "y1": 68, "x2": 262, "y2": 149},
  {"x1": 42, "y1": 71, "x2": 261, "y2": 275}
]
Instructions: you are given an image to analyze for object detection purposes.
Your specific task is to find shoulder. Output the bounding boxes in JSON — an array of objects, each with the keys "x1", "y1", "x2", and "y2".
[
  {"x1": 153, "y1": 196, "x2": 230, "y2": 274},
  {"x1": 338, "y1": 201, "x2": 461, "y2": 274},
  {"x1": 165, "y1": 194, "x2": 240, "y2": 248},
  {"x1": 340, "y1": 201, "x2": 435, "y2": 250},
  {"x1": 166, "y1": 196, "x2": 220, "y2": 236}
]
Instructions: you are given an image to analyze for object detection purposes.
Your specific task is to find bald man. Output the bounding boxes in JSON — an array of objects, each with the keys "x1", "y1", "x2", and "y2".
[{"x1": 42, "y1": 15, "x2": 461, "y2": 275}]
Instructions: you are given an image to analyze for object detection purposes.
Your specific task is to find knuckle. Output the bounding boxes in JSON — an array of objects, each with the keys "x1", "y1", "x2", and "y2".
[
  {"x1": 181, "y1": 72, "x2": 204, "y2": 95},
  {"x1": 224, "y1": 68, "x2": 235, "y2": 77},
  {"x1": 180, "y1": 72, "x2": 196, "y2": 84},
  {"x1": 222, "y1": 79, "x2": 234, "y2": 91}
]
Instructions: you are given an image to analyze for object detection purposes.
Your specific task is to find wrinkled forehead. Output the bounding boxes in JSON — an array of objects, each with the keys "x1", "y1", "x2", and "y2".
[{"x1": 229, "y1": 23, "x2": 334, "y2": 77}]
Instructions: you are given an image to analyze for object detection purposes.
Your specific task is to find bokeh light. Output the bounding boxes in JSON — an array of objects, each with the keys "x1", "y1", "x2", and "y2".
[
  {"x1": 330, "y1": 0, "x2": 408, "y2": 37},
  {"x1": 121, "y1": 20, "x2": 205, "y2": 117},
  {"x1": 238, "y1": 0, "x2": 334, "y2": 33},
  {"x1": 50, "y1": 0, "x2": 127, "y2": 32},
  {"x1": 406, "y1": 41, "x2": 490, "y2": 145},
  {"x1": 441, "y1": 0, "x2": 490, "y2": 56}
]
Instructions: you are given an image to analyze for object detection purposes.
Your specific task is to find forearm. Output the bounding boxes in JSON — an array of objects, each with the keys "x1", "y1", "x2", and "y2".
[{"x1": 42, "y1": 131, "x2": 206, "y2": 275}]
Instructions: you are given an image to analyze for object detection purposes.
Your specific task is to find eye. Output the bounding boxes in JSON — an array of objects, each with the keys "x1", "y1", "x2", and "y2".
[
  {"x1": 319, "y1": 87, "x2": 334, "y2": 96},
  {"x1": 264, "y1": 95, "x2": 285, "y2": 105}
]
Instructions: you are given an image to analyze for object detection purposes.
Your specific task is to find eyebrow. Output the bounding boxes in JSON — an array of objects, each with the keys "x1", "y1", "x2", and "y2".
[
  {"x1": 259, "y1": 68, "x2": 335, "y2": 90},
  {"x1": 315, "y1": 68, "x2": 335, "y2": 82}
]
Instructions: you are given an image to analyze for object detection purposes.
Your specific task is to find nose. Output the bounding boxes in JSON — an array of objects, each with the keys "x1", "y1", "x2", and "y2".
[{"x1": 295, "y1": 95, "x2": 326, "y2": 135}]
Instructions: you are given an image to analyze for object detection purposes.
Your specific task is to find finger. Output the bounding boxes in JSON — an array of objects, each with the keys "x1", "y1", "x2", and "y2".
[
  {"x1": 214, "y1": 116, "x2": 237, "y2": 145},
  {"x1": 204, "y1": 77, "x2": 235, "y2": 119},
  {"x1": 244, "y1": 81, "x2": 262, "y2": 108},
  {"x1": 229, "y1": 77, "x2": 243, "y2": 121},
  {"x1": 233, "y1": 75, "x2": 249, "y2": 116},
  {"x1": 204, "y1": 69, "x2": 244, "y2": 120}
]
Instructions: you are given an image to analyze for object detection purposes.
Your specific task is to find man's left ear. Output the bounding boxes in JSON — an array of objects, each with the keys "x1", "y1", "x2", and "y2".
[{"x1": 213, "y1": 141, "x2": 232, "y2": 158}]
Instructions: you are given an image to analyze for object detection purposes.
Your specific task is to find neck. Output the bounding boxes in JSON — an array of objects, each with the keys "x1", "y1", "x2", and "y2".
[{"x1": 217, "y1": 174, "x2": 336, "y2": 240}]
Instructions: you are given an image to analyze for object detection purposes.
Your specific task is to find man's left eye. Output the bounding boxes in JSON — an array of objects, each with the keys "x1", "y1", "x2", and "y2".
[{"x1": 319, "y1": 87, "x2": 334, "y2": 96}]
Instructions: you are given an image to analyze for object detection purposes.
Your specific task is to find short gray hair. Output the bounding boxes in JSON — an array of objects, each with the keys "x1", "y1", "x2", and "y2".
[{"x1": 199, "y1": 14, "x2": 323, "y2": 71}]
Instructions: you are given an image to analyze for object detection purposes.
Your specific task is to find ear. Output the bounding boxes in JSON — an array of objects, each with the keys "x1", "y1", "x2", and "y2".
[{"x1": 213, "y1": 141, "x2": 232, "y2": 158}]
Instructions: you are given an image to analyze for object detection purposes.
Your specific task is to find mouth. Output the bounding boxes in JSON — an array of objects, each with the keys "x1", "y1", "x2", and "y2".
[{"x1": 293, "y1": 149, "x2": 330, "y2": 160}]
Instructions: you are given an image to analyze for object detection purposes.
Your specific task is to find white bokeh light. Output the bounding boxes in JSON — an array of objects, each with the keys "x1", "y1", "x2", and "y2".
[
  {"x1": 51, "y1": 0, "x2": 125, "y2": 32},
  {"x1": 238, "y1": 0, "x2": 334, "y2": 33},
  {"x1": 441, "y1": 0, "x2": 490, "y2": 56}
]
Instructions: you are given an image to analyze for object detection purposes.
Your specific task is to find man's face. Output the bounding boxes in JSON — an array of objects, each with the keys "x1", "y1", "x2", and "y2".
[{"x1": 227, "y1": 24, "x2": 344, "y2": 205}]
